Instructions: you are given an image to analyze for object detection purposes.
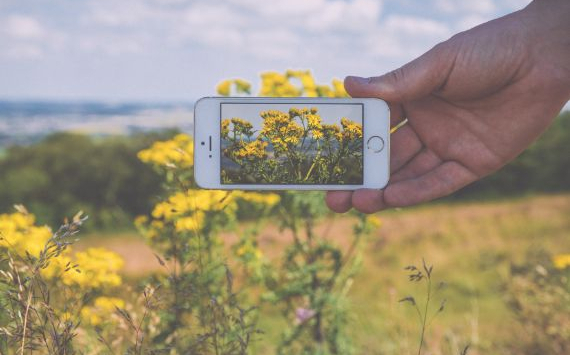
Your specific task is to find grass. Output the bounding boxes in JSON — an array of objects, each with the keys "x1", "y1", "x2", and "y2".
[{"x1": 77, "y1": 193, "x2": 570, "y2": 354}]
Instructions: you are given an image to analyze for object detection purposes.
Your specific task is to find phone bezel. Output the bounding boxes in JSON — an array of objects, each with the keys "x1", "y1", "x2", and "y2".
[{"x1": 194, "y1": 97, "x2": 390, "y2": 190}]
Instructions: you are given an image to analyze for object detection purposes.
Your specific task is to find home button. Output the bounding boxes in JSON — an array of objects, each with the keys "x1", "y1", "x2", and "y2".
[{"x1": 367, "y1": 136, "x2": 384, "y2": 153}]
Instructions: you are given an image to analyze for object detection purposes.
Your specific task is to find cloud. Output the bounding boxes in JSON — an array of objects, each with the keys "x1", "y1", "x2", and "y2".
[
  {"x1": 0, "y1": 0, "x2": 536, "y2": 100},
  {"x1": 501, "y1": 0, "x2": 532, "y2": 11},
  {"x1": 3, "y1": 15, "x2": 45, "y2": 39},
  {"x1": 384, "y1": 15, "x2": 449, "y2": 37},
  {"x1": 85, "y1": 0, "x2": 157, "y2": 27},
  {"x1": 435, "y1": 0, "x2": 495, "y2": 14},
  {"x1": 0, "y1": 14, "x2": 67, "y2": 59},
  {"x1": 456, "y1": 14, "x2": 493, "y2": 32},
  {"x1": 365, "y1": 15, "x2": 452, "y2": 60}
]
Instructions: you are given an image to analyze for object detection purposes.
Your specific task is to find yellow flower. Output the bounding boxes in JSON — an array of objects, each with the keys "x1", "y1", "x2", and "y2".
[
  {"x1": 149, "y1": 190, "x2": 237, "y2": 234},
  {"x1": 366, "y1": 216, "x2": 382, "y2": 229},
  {"x1": 229, "y1": 117, "x2": 254, "y2": 137},
  {"x1": 312, "y1": 129, "x2": 323, "y2": 140},
  {"x1": 175, "y1": 211, "x2": 205, "y2": 232},
  {"x1": 138, "y1": 134, "x2": 193, "y2": 168},
  {"x1": 134, "y1": 215, "x2": 148, "y2": 229},
  {"x1": 59, "y1": 248, "x2": 124, "y2": 289},
  {"x1": 286, "y1": 70, "x2": 318, "y2": 97},
  {"x1": 236, "y1": 140, "x2": 268, "y2": 159},
  {"x1": 216, "y1": 80, "x2": 231, "y2": 96},
  {"x1": 259, "y1": 72, "x2": 302, "y2": 97},
  {"x1": 233, "y1": 192, "x2": 281, "y2": 207},
  {"x1": 234, "y1": 240, "x2": 263, "y2": 260},
  {"x1": 80, "y1": 296, "x2": 125, "y2": 326},
  {"x1": 341, "y1": 117, "x2": 363, "y2": 140},
  {"x1": 234, "y1": 79, "x2": 251, "y2": 94},
  {"x1": 331, "y1": 78, "x2": 348, "y2": 97},
  {"x1": 553, "y1": 254, "x2": 570, "y2": 270},
  {"x1": 0, "y1": 210, "x2": 52, "y2": 257},
  {"x1": 222, "y1": 119, "x2": 230, "y2": 138},
  {"x1": 316, "y1": 85, "x2": 333, "y2": 97},
  {"x1": 260, "y1": 109, "x2": 304, "y2": 151},
  {"x1": 217, "y1": 79, "x2": 251, "y2": 96},
  {"x1": 322, "y1": 124, "x2": 342, "y2": 141}
]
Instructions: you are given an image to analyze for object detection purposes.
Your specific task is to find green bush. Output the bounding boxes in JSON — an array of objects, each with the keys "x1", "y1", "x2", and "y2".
[{"x1": 0, "y1": 131, "x2": 175, "y2": 230}]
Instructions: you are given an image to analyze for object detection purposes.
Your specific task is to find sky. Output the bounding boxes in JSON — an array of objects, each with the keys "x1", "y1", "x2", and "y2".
[{"x1": 0, "y1": 0, "x2": 535, "y2": 102}]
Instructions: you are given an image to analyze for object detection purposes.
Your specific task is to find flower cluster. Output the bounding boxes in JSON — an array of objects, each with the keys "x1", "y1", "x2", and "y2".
[
  {"x1": 260, "y1": 109, "x2": 304, "y2": 152},
  {"x1": 222, "y1": 106, "x2": 364, "y2": 184},
  {"x1": 80, "y1": 296, "x2": 126, "y2": 326},
  {"x1": 216, "y1": 78, "x2": 252, "y2": 96},
  {"x1": 137, "y1": 133, "x2": 193, "y2": 168},
  {"x1": 341, "y1": 117, "x2": 363, "y2": 140},
  {"x1": 235, "y1": 140, "x2": 269, "y2": 159},
  {"x1": 150, "y1": 189, "x2": 236, "y2": 233},
  {"x1": 259, "y1": 72, "x2": 303, "y2": 97},
  {"x1": 216, "y1": 70, "x2": 347, "y2": 99},
  {"x1": 1, "y1": 208, "x2": 123, "y2": 291},
  {"x1": 0, "y1": 209, "x2": 51, "y2": 256},
  {"x1": 233, "y1": 191, "x2": 281, "y2": 207},
  {"x1": 43, "y1": 247, "x2": 124, "y2": 289}
]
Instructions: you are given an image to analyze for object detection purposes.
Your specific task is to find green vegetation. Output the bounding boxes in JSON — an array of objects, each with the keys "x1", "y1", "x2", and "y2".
[
  {"x1": 1, "y1": 112, "x2": 569, "y2": 229},
  {"x1": 0, "y1": 68, "x2": 568, "y2": 354},
  {"x1": 0, "y1": 131, "x2": 177, "y2": 229},
  {"x1": 68, "y1": 193, "x2": 570, "y2": 354},
  {"x1": 453, "y1": 111, "x2": 570, "y2": 198}
]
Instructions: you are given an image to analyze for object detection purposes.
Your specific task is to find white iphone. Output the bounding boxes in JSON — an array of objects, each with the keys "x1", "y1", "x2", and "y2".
[{"x1": 194, "y1": 97, "x2": 389, "y2": 190}]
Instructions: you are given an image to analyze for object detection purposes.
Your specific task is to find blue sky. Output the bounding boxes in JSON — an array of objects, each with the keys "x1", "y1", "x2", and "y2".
[{"x1": 0, "y1": 0, "x2": 534, "y2": 102}]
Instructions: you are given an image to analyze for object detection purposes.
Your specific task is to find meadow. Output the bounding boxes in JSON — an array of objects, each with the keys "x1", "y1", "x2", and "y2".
[
  {"x1": 75, "y1": 193, "x2": 570, "y2": 354},
  {"x1": 1, "y1": 70, "x2": 568, "y2": 354}
]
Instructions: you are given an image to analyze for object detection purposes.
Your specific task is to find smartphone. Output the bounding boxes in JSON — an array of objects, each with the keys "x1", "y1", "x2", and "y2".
[{"x1": 194, "y1": 97, "x2": 389, "y2": 190}]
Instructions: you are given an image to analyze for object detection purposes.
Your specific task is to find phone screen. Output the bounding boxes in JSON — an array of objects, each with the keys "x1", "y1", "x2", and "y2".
[{"x1": 220, "y1": 103, "x2": 364, "y2": 185}]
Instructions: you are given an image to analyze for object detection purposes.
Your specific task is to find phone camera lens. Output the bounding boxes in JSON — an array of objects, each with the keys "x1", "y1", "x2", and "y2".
[
  {"x1": 201, "y1": 142, "x2": 205, "y2": 146},
  {"x1": 209, "y1": 155, "x2": 212, "y2": 158}
]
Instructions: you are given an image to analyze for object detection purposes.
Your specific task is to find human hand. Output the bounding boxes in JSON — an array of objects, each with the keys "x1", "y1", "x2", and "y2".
[{"x1": 327, "y1": 0, "x2": 570, "y2": 214}]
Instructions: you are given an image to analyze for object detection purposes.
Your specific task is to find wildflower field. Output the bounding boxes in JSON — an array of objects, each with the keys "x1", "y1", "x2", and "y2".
[{"x1": 1, "y1": 70, "x2": 569, "y2": 354}]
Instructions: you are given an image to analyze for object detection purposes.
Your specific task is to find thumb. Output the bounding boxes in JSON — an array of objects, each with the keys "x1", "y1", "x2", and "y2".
[{"x1": 345, "y1": 42, "x2": 454, "y2": 103}]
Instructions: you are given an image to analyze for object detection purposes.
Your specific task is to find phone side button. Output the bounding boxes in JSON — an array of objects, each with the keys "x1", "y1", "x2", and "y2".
[{"x1": 367, "y1": 136, "x2": 385, "y2": 153}]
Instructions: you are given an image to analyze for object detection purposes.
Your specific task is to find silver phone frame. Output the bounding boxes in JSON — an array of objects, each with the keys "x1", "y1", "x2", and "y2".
[{"x1": 194, "y1": 97, "x2": 390, "y2": 190}]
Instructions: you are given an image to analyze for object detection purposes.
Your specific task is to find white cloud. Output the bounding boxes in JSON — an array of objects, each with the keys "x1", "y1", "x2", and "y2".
[
  {"x1": 86, "y1": 0, "x2": 156, "y2": 27},
  {"x1": 0, "y1": 0, "x2": 533, "y2": 100},
  {"x1": 364, "y1": 14, "x2": 451, "y2": 60},
  {"x1": 501, "y1": 0, "x2": 531, "y2": 11},
  {"x1": 229, "y1": 0, "x2": 327, "y2": 17},
  {"x1": 435, "y1": 0, "x2": 495, "y2": 14},
  {"x1": 306, "y1": 0, "x2": 383, "y2": 32},
  {"x1": 3, "y1": 15, "x2": 45, "y2": 39},
  {"x1": 384, "y1": 15, "x2": 449, "y2": 37},
  {"x1": 456, "y1": 14, "x2": 492, "y2": 32},
  {"x1": 0, "y1": 14, "x2": 67, "y2": 59}
]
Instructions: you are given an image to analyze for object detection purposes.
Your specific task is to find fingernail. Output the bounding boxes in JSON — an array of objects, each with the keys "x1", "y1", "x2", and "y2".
[{"x1": 349, "y1": 76, "x2": 371, "y2": 85}]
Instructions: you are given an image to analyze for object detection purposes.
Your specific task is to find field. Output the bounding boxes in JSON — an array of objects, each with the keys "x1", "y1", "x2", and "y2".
[
  {"x1": 77, "y1": 193, "x2": 570, "y2": 354},
  {"x1": 2, "y1": 71, "x2": 568, "y2": 354}
]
